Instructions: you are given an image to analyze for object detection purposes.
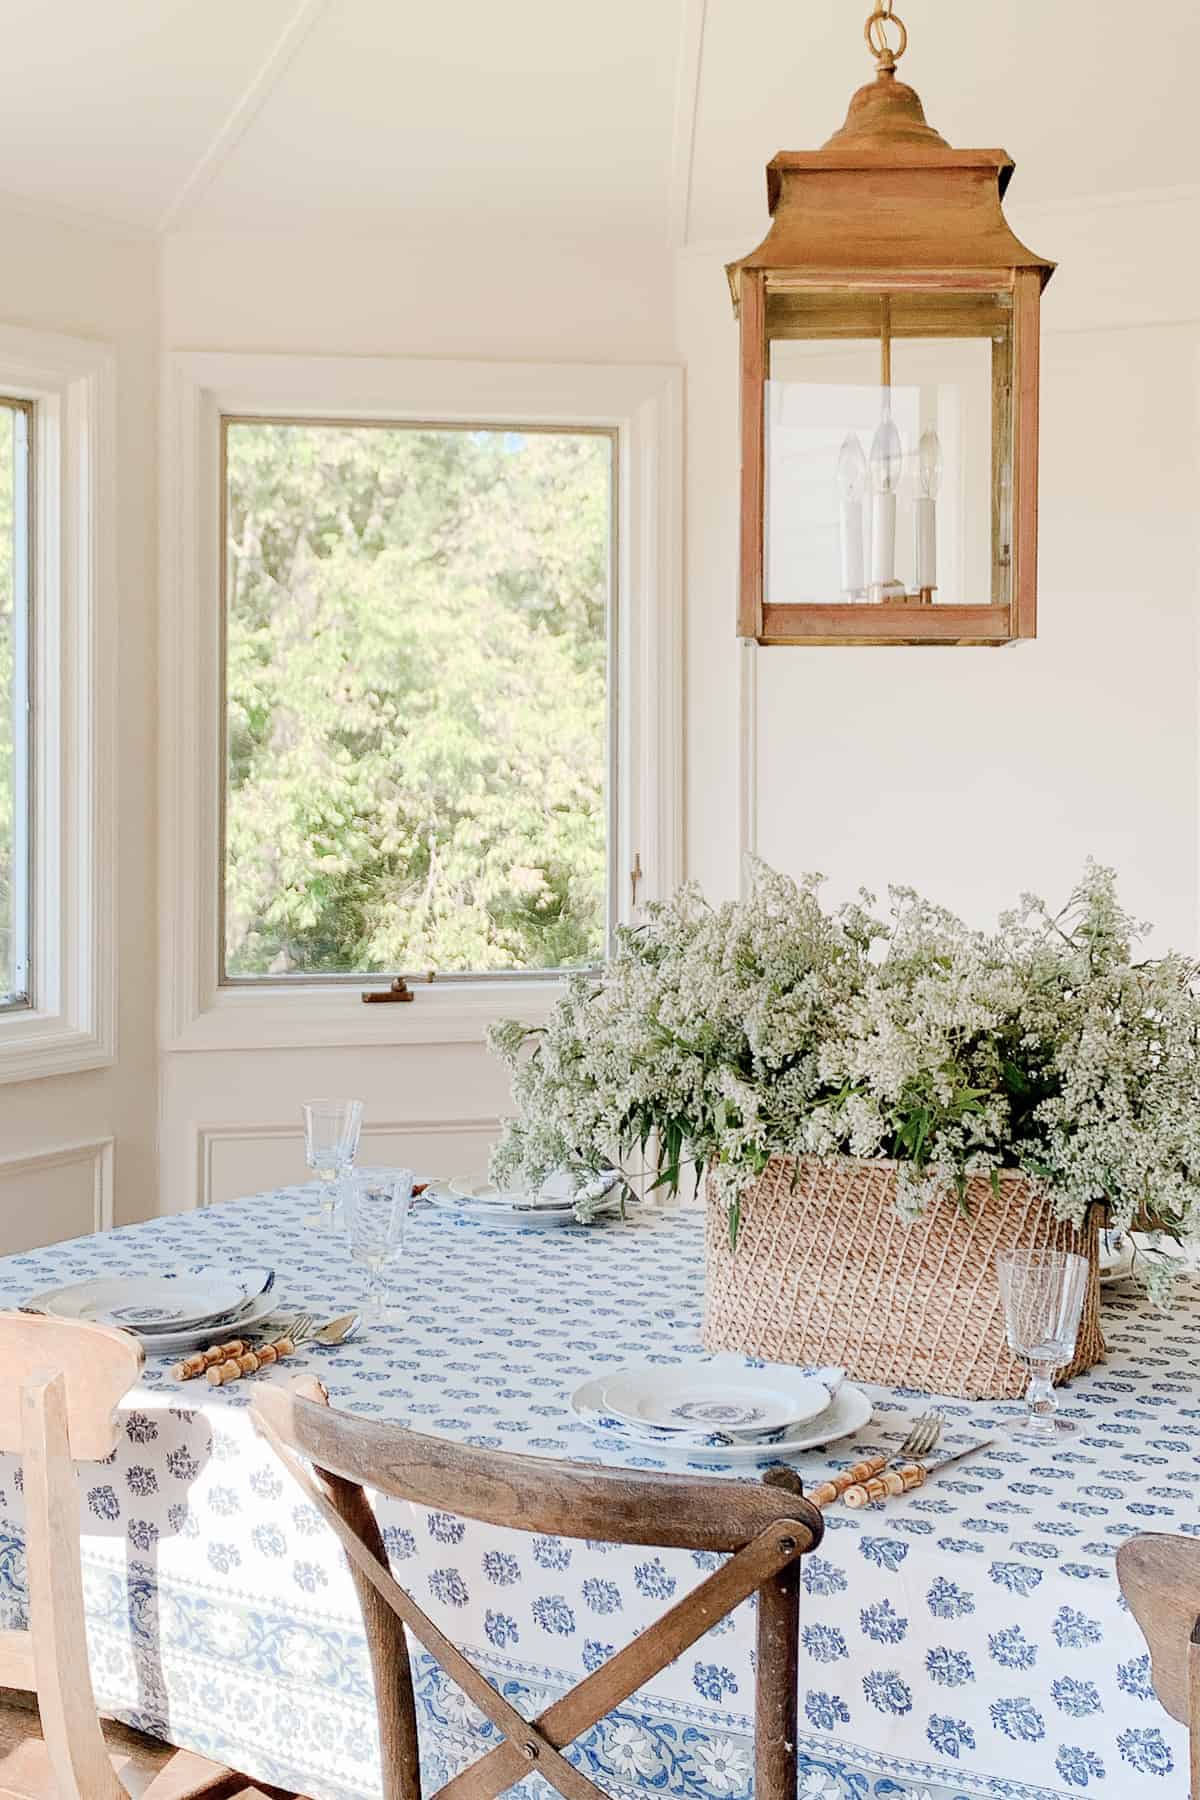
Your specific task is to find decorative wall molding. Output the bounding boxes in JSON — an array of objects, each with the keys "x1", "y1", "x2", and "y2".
[
  {"x1": 192, "y1": 1117, "x2": 499, "y2": 1211},
  {"x1": 0, "y1": 1136, "x2": 114, "y2": 1233}
]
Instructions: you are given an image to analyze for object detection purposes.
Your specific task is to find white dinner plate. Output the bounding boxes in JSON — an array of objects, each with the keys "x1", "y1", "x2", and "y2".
[
  {"x1": 134, "y1": 1289, "x2": 282, "y2": 1355},
  {"x1": 448, "y1": 1180, "x2": 566, "y2": 1211},
  {"x1": 25, "y1": 1268, "x2": 274, "y2": 1333},
  {"x1": 447, "y1": 1171, "x2": 620, "y2": 1211},
  {"x1": 426, "y1": 1185, "x2": 620, "y2": 1230},
  {"x1": 571, "y1": 1374, "x2": 873, "y2": 1465},
  {"x1": 599, "y1": 1357, "x2": 831, "y2": 1435}
]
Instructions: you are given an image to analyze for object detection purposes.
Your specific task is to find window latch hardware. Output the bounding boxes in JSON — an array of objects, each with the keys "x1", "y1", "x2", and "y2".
[
  {"x1": 630, "y1": 853, "x2": 644, "y2": 911},
  {"x1": 361, "y1": 977, "x2": 415, "y2": 1005}
]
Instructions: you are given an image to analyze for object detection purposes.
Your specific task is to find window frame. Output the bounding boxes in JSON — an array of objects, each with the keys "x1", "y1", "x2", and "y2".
[
  {"x1": 0, "y1": 324, "x2": 116, "y2": 1084},
  {"x1": 1, "y1": 395, "x2": 34, "y2": 1012},
  {"x1": 161, "y1": 352, "x2": 682, "y2": 1051},
  {"x1": 217, "y1": 411, "x2": 620, "y2": 988}
]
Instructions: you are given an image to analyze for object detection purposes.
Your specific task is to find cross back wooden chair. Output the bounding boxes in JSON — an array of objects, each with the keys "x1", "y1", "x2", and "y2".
[
  {"x1": 1118, "y1": 1533, "x2": 1200, "y2": 1798},
  {"x1": 0, "y1": 1310, "x2": 295, "y2": 1800},
  {"x1": 251, "y1": 1376, "x2": 825, "y2": 1800}
]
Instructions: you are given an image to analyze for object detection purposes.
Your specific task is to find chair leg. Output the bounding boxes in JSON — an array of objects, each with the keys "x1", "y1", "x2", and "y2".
[
  {"x1": 755, "y1": 1556, "x2": 801, "y2": 1800},
  {"x1": 317, "y1": 1469, "x2": 421, "y2": 1800}
]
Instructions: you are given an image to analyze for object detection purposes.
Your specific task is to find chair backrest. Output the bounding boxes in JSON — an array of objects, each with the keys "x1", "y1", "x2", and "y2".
[
  {"x1": 252, "y1": 1376, "x2": 824, "y2": 1800},
  {"x1": 1117, "y1": 1533, "x2": 1200, "y2": 1797},
  {"x1": 0, "y1": 1310, "x2": 144, "y2": 1800}
]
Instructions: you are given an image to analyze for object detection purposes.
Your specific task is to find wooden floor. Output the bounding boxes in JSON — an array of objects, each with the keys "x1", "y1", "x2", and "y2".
[{"x1": 0, "y1": 1691, "x2": 306, "y2": 1799}]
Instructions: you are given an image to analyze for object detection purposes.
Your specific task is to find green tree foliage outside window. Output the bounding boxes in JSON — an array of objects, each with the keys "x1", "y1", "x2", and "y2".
[{"x1": 224, "y1": 421, "x2": 612, "y2": 978}]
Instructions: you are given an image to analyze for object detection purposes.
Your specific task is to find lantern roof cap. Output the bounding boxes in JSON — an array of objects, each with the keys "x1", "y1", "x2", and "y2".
[
  {"x1": 823, "y1": 66, "x2": 951, "y2": 155},
  {"x1": 759, "y1": 67, "x2": 1018, "y2": 212},
  {"x1": 727, "y1": 61, "x2": 1054, "y2": 301}
]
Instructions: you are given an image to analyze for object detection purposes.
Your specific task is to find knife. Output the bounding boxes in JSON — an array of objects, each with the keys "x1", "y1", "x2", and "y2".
[{"x1": 841, "y1": 1436, "x2": 993, "y2": 1509}]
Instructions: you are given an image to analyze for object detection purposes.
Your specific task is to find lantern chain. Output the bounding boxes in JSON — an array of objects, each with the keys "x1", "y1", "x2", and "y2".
[{"x1": 865, "y1": 0, "x2": 908, "y2": 71}]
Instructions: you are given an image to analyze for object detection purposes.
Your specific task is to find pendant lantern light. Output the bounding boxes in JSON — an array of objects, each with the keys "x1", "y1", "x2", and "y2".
[{"x1": 729, "y1": 1, "x2": 1054, "y2": 645}]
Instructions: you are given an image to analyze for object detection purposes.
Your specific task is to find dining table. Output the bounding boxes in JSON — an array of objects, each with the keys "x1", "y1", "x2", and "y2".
[{"x1": 0, "y1": 1186, "x2": 1193, "y2": 1800}]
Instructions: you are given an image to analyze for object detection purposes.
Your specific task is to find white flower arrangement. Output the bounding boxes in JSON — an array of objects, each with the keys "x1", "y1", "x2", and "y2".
[{"x1": 488, "y1": 860, "x2": 1200, "y2": 1297}]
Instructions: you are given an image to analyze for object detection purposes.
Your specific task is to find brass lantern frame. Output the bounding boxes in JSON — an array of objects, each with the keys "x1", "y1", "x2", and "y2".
[{"x1": 729, "y1": 23, "x2": 1054, "y2": 647}]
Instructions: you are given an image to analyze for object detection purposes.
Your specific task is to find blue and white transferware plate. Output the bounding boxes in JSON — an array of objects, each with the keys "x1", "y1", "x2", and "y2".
[
  {"x1": 598, "y1": 1354, "x2": 832, "y2": 1436},
  {"x1": 131, "y1": 1287, "x2": 281, "y2": 1355},
  {"x1": 25, "y1": 1267, "x2": 275, "y2": 1333},
  {"x1": 571, "y1": 1372, "x2": 873, "y2": 1465}
]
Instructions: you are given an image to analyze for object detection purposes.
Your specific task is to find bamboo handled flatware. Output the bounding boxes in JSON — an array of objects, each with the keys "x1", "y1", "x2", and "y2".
[
  {"x1": 806, "y1": 1409, "x2": 993, "y2": 1510},
  {"x1": 841, "y1": 1434, "x2": 993, "y2": 1506},
  {"x1": 808, "y1": 1409, "x2": 943, "y2": 1508},
  {"x1": 170, "y1": 1311, "x2": 360, "y2": 1382}
]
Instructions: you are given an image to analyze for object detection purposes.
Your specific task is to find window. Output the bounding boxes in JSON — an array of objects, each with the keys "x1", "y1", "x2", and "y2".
[
  {"x1": 0, "y1": 323, "x2": 114, "y2": 1084},
  {"x1": 163, "y1": 352, "x2": 680, "y2": 1049},
  {"x1": 0, "y1": 398, "x2": 31, "y2": 1009},
  {"x1": 221, "y1": 418, "x2": 615, "y2": 982}
]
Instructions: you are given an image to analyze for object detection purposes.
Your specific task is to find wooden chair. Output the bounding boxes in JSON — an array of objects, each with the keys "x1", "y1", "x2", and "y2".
[
  {"x1": 0, "y1": 1311, "x2": 298, "y2": 1800},
  {"x1": 1117, "y1": 1533, "x2": 1200, "y2": 1796},
  {"x1": 251, "y1": 1376, "x2": 825, "y2": 1800}
]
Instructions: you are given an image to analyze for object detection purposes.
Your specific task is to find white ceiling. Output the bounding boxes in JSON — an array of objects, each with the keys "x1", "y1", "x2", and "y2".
[{"x1": 0, "y1": 0, "x2": 1192, "y2": 242}]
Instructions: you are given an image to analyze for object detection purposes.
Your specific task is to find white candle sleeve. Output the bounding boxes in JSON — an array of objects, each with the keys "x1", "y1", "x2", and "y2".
[
  {"x1": 870, "y1": 491, "x2": 896, "y2": 587},
  {"x1": 840, "y1": 497, "x2": 865, "y2": 595},
  {"x1": 916, "y1": 494, "x2": 937, "y2": 590}
]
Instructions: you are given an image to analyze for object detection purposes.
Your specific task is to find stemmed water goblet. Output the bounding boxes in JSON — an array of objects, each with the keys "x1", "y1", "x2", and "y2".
[
  {"x1": 342, "y1": 1166, "x2": 415, "y2": 1323},
  {"x1": 997, "y1": 1248, "x2": 1088, "y2": 1441},
  {"x1": 302, "y1": 1098, "x2": 364, "y2": 1230}
]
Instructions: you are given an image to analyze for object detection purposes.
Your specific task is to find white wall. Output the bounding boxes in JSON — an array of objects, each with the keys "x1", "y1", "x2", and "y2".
[
  {"x1": 0, "y1": 204, "x2": 159, "y2": 1242},
  {"x1": 678, "y1": 188, "x2": 1200, "y2": 953},
  {"x1": 163, "y1": 230, "x2": 677, "y2": 363}
]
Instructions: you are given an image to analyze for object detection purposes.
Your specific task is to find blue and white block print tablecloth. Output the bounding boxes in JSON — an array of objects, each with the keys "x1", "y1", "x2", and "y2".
[{"x1": 0, "y1": 1192, "x2": 1194, "y2": 1800}]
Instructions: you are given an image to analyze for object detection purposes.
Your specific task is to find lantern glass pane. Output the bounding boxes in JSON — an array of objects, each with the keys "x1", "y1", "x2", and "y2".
[{"x1": 763, "y1": 286, "x2": 1014, "y2": 608}]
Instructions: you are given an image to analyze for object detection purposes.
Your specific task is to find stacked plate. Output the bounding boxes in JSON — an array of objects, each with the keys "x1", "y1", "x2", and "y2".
[
  {"x1": 426, "y1": 1170, "x2": 622, "y2": 1230},
  {"x1": 569, "y1": 1355, "x2": 873, "y2": 1466},
  {"x1": 1099, "y1": 1228, "x2": 1196, "y2": 1285},
  {"x1": 22, "y1": 1267, "x2": 278, "y2": 1355}
]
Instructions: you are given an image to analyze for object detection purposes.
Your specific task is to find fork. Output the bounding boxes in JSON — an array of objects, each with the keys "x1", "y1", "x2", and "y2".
[
  {"x1": 896, "y1": 1409, "x2": 943, "y2": 1461},
  {"x1": 841, "y1": 1410, "x2": 946, "y2": 1508},
  {"x1": 808, "y1": 1410, "x2": 944, "y2": 1509}
]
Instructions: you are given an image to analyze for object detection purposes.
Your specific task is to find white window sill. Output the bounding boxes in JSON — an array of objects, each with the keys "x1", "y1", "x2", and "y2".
[
  {"x1": 165, "y1": 978, "x2": 559, "y2": 1054},
  {"x1": 0, "y1": 1009, "x2": 114, "y2": 1085}
]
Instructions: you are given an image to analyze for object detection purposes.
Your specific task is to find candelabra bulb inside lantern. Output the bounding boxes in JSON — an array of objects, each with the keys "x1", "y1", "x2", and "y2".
[
  {"x1": 838, "y1": 434, "x2": 867, "y2": 500},
  {"x1": 869, "y1": 412, "x2": 903, "y2": 495},
  {"x1": 837, "y1": 434, "x2": 868, "y2": 598},
  {"x1": 915, "y1": 426, "x2": 942, "y2": 600},
  {"x1": 918, "y1": 426, "x2": 943, "y2": 499}
]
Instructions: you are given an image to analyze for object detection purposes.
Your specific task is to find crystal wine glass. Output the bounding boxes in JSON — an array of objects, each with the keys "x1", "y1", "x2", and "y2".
[
  {"x1": 342, "y1": 1166, "x2": 415, "y2": 1323},
  {"x1": 302, "y1": 1098, "x2": 364, "y2": 1230},
  {"x1": 997, "y1": 1248, "x2": 1088, "y2": 1441}
]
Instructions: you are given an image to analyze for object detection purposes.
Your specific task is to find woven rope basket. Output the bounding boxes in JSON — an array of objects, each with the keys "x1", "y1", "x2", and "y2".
[{"x1": 703, "y1": 1155, "x2": 1104, "y2": 1401}]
